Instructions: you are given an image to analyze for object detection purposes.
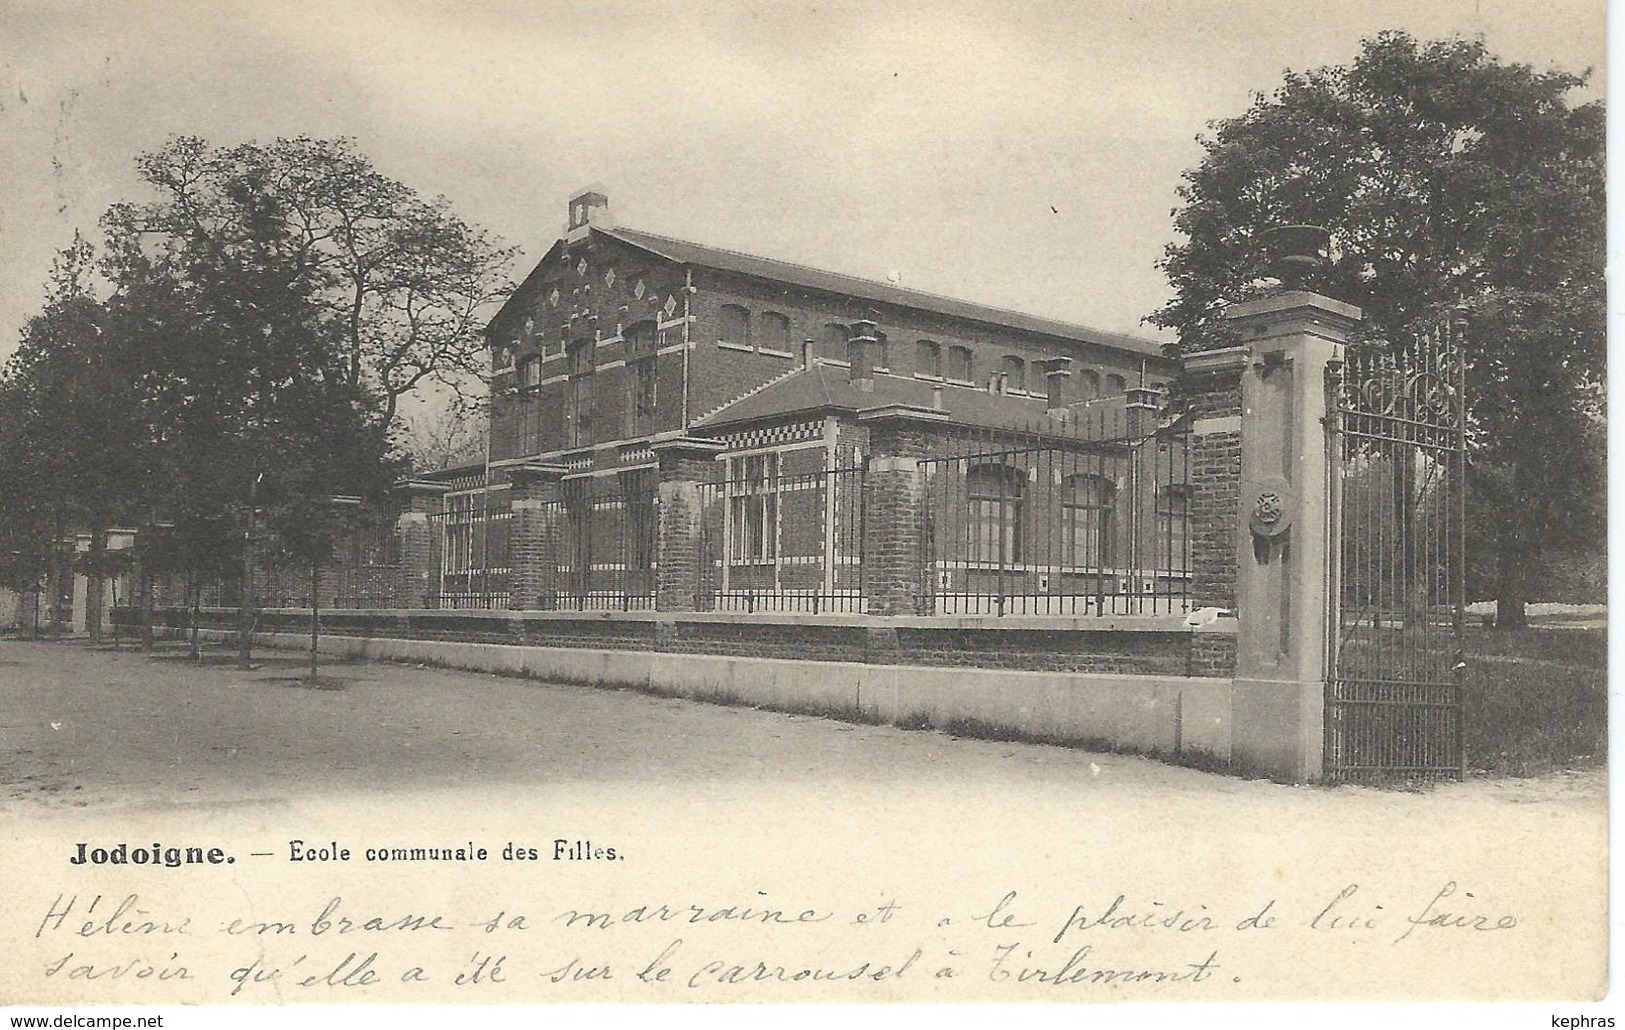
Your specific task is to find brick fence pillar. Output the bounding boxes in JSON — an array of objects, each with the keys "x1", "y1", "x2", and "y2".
[
  {"x1": 858, "y1": 403, "x2": 952, "y2": 616},
  {"x1": 651, "y1": 437, "x2": 725, "y2": 612},
  {"x1": 392, "y1": 479, "x2": 448, "y2": 609},
  {"x1": 1219, "y1": 290, "x2": 1359, "y2": 781},
  {"x1": 1181, "y1": 347, "x2": 1247, "y2": 612},
  {"x1": 508, "y1": 462, "x2": 568, "y2": 610}
]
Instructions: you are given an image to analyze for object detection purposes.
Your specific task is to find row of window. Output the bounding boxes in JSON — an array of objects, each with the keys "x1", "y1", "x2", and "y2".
[
  {"x1": 718, "y1": 304, "x2": 1135, "y2": 399},
  {"x1": 722, "y1": 456, "x2": 1188, "y2": 569},
  {"x1": 961, "y1": 466, "x2": 1185, "y2": 568}
]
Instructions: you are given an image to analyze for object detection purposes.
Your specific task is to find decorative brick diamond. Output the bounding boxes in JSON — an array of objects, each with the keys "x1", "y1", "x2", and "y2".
[
  {"x1": 664, "y1": 295, "x2": 677, "y2": 316},
  {"x1": 634, "y1": 279, "x2": 646, "y2": 300},
  {"x1": 604, "y1": 268, "x2": 616, "y2": 288}
]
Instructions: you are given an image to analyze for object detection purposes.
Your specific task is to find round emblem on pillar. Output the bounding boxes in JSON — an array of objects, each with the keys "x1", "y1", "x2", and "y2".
[{"x1": 1250, "y1": 490, "x2": 1291, "y2": 538}]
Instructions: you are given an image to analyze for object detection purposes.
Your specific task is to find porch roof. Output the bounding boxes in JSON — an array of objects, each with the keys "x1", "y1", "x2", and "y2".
[{"x1": 694, "y1": 361, "x2": 1131, "y2": 435}]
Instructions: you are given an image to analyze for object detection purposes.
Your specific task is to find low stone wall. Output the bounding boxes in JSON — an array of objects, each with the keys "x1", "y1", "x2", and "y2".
[
  {"x1": 160, "y1": 625, "x2": 1235, "y2": 763},
  {"x1": 123, "y1": 607, "x2": 1239, "y2": 677}
]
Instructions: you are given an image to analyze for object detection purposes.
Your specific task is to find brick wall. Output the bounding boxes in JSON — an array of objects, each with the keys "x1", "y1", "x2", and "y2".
[
  {"x1": 120, "y1": 606, "x2": 1228, "y2": 677},
  {"x1": 861, "y1": 415, "x2": 937, "y2": 615}
]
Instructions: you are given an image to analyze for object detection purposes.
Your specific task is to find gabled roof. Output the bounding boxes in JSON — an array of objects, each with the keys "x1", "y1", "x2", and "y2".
[{"x1": 601, "y1": 226, "x2": 1166, "y2": 360}]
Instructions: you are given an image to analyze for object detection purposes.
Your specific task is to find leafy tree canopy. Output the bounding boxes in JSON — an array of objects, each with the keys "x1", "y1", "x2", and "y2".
[
  {"x1": 1150, "y1": 31, "x2": 1605, "y2": 624},
  {"x1": 102, "y1": 135, "x2": 517, "y2": 428}
]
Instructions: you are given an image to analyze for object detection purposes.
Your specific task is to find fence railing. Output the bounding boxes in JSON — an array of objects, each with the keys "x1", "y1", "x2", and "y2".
[
  {"x1": 551, "y1": 470, "x2": 657, "y2": 611},
  {"x1": 920, "y1": 418, "x2": 1192, "y2": 616},
  {"x1": 695, "y1": 463, "x2": 866, "y2": 614},
  {"x1": 432, "y1": 494, "x2": 511, "y2": 610}
]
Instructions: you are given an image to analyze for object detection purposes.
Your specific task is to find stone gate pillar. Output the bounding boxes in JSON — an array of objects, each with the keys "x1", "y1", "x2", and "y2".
[
  {"x1": 508, "y1": 462, "x2": 568, "y2": 610},
  {"x1": 392, "y1": 479, "x2": 448, "y2": 609},
  {"x1": 652, "y1": 437, "x2": 725, "y2": 611},
  {"x1": 858, "y1": 403, "x2": 951, "y2": 616},
  {"x1": 1220, "y1": 290, "x2": 1359, "y2": 781}
]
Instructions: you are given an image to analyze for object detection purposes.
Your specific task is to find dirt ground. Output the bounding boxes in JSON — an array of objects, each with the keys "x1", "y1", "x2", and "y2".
[
  {"x1": 0, "y1": 637, "x2": 1611, "y2": 1005},
  {"x1": 0, "y1": 636, "x2": 1606, "y2": 812}
]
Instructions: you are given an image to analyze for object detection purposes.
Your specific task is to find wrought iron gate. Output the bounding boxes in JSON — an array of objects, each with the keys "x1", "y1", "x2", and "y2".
[{"x1": 1326, "y1": 323, "x2": 1468, "y2": 782}]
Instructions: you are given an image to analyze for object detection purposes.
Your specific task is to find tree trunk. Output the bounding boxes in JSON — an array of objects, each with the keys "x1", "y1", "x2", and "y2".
[
  {"x1": 1393, "y1": 456, "x2": 1427, "y2": 630},
  {"x1": 238, "y1": 506, "x2": 256, "y2": 670},
  {"x1": 1493, "y1": 524, "x2": 1529, "y2": 631},
  {"x1": 49, "y1": 514, "x2": 70, "y2": 638},
  {"x1": 187, "y1": 561, "x2": 202, "y2": 660},
  {"x1": 137, "y1": 535, "x2": 154, "y2": 654},
  {"x1": 309, "y1": 558, "x2": 320, "y2": 683}
]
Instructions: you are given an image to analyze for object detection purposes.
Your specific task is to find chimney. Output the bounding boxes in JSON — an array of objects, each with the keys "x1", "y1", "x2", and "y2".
[
  {"x1": 847, "y1": 320, "x2": 878, "y2": 391},
  {"x1": 1039, "y1": 357, "x2": 1076, "y2": 417},
  {"x1": 1125, "y1": 383, "x2": 1162, "y2": 436},
  {"x1": 565, "y1": 186, "x2": 613, "y2": 242}
]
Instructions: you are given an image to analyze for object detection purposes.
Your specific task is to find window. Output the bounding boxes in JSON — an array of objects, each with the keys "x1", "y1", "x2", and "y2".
[
  {"x1": 760, "y1": 312, "x2": 791, "y2": 353},
  {"x1": 1078, "y1": 370, "x2": 1102, "y2": 402},
  {"x1": 1063, "y1": 474, "x2": 1116, "y2": 568},
  {"x1": 565, "y1": 339, "x2": 595, "y2": 447},
  {"x1": 522, "y1": 355, "x2": 542, "y2": 388},
  {"x1": 563, "y1": 478, "x2": 592, "y2": 598},
  {"x1": 1105, "y1": 374, "x2": 1127, "y2": 397},
  {"x1": 625, "y1": 322, "x2": 657, "y2": 435},
  {"x1": 947, "y1": 345, "x2": 973, "y2": 382},
  {"x1": 824, "y1": 323, "x2": 850, "y2": 362},
  {"x1": 916, "y1": 340, "x2": 942, "y2": 379},
  {"x1": 727, "y1": 453, "x2": 779, "y2": 563},
  {"x1": 1001, "y1": 356, "x2": 1027, "y2": 393},
  {"x1": 1156, "y1": 484, "x2": 1190, "y2": 572},
  {"x1": 966, "y1": 464, "x2": 1024, "y2": 563},
  {"x1": 719, "y1": 305, "x2": 751, "y2": 349},
  {"x1": 445, "y1": 494, "x2": 475, "y2": 574}
]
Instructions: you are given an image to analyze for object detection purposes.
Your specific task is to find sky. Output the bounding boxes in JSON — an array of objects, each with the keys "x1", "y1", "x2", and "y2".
[{"x1": 0, "y1": 0, "x2": 1607, "y2": 369}]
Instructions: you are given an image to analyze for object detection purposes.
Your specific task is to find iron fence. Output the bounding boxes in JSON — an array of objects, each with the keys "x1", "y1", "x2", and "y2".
[
  {"x1": 920, "y1": 411, "x2": 1191, "y2": 616},
  {"x1": 553, "y1": 469, "x2": 657, "y2": 611},
  {"x1": 695, "y1": 462, "x2": 866, "y2": 613},
  {"x1": 1326, "y1": 322, "x2": 1467, "y2": 782},
  {"x1": 432, "y1": 491, "x2": 511, "y2": 609}
]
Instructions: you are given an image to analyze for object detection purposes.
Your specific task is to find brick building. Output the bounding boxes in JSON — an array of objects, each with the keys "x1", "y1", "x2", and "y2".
[{"x1": 426, "y1": 189, "x2": 1187, "y2": 614}]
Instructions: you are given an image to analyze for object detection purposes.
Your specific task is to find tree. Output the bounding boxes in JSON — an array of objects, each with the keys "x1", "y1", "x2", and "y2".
[
  {"x1": 1150, "y1": 31, "x2": 1605, "y2": 629},
  {"x1": 399, "y1": 390, "x2": 488, "y2": 473},
  {"x1": 103, "y1": 136, "x2": 516, "y2": 430},
  {"x1": 0, "y1": 236, "x2": 165, "y2": 642}
]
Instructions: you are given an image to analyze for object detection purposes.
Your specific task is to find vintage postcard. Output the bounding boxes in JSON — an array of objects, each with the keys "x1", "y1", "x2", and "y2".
[{"x1": 0, "y1": 1, "x2": 1609, "y2": 1024}]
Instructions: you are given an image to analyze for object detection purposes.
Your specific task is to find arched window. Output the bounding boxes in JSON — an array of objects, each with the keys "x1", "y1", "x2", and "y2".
[
  {"x1": 760, "y1": 311, "x2": 791, "y2": 353},
  {"x1": 1001, "y1": 355, "x2": 1027, "y2": 393},
  {"x1": 947, "y1": 345, "x2": 973, "y2": 382},
  {"x1": 823, "y1": 323, "x2": 850, "y2": 362},
  {"x1": 1078, "y1": 370, "x2": 1102, "y2": 402},
  {"x1": 1063, "y1": 474, "x2": 1116, "y2": 568},
  {"x1": 916, "y1": 340, "x2": 942, "y2": 379},
  {"x1": 1105, "y1": 374, "x2": 1127, "y2": 397},
  {"x1": 719, "y1": 305, "x2": 750, "y2": 348},
  {"x1": 966, "y1": 464, "x2": 1024, "y2": 563}
]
